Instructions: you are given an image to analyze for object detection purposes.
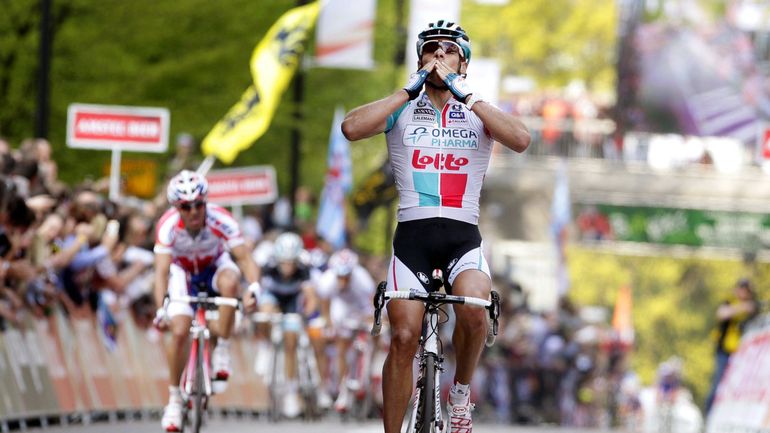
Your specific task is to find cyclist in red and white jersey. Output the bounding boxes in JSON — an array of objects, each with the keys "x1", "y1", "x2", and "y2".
[
  {"x1": 153, "y1": 170, "x2": 261, "y2": 432},
  {"x1": 342, "y1": 19, "x2": 529, "y2": 433},
  {"x1": 316, "y1": 248, "x2": 376, "y2": 412}
]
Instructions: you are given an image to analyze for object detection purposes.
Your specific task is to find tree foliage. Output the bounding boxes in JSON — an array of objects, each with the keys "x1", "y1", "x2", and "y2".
[
  {"x1": 462, "y1": 0, "x2": 617, "y2": 93},
  {"x1": 568, "y1": 247, "x2": 769, "y2": 406}
]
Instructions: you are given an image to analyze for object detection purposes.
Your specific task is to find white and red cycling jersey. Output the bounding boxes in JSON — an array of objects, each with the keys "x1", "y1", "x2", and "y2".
[
  {"x1": 385, "y1": 93, "x2": 494, "y2": 225},
  {"x1": 153, "y1": 203, "x2": 245, "y2": 274}
]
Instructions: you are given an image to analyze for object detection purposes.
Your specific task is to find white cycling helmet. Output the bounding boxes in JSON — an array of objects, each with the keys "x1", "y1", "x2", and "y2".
[
  {"x1": 273, "y1": 232, "x2": 304, "y2": 262},
  {"x1": 328, "y1": 248, "x2": 359, "y2": 276},
  {"x1": 167, "y1": 170, "x2": 208, "y2": 205}
]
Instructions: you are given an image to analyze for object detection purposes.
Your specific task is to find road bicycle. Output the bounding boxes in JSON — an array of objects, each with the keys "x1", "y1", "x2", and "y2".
[
  {"x1": 337, "y1": 320, "x2": 379, "y2": 421},
  {"x1": 371, "y1": 272, "x2": 500, "y2": 433},
  {"x1": 165, "y1": 292, "x2": 239, "y2": 433},
  {"x1": 252, "y1": 311, "x2": 323, "y2": 422}
]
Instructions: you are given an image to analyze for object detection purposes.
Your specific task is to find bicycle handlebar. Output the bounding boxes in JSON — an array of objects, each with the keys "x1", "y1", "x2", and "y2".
[
  {"x1": 167, "y1": 294, "x2": 240, "y2": 308},
  {"x1": 371, "y1": 282, "x2": 500, "y2": 347}
]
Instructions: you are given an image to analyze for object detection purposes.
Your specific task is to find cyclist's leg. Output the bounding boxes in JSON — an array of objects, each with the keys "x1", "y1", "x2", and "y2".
[
  {"x1": 166, "y1": 264, "x2": 195, "y2": 387},
  {"x1": 449, "y1": 268, "x2": 490, "y2": 385},
  {"x1": 212, "y1": 256, "x2": 241, "y2": 340},
  {"x1": 163, "y1": 266, "x2": 194, "y2": 431},
  {"x1": 383, "y1": 253, "x2": 429, "y2": 433}
]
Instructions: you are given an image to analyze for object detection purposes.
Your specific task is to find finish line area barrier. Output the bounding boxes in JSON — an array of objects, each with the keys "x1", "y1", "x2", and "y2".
[{"x1": 0, "y1": 308, "x2": 269, "y2": 432}]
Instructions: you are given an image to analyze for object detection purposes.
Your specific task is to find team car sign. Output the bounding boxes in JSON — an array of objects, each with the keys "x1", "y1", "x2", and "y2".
[
  {"x1": 206, "y1": 166, "x2": 278, "y2": 206},
  {"x1": 66, "y1": 104, "x2": 170, "y2": 152}
]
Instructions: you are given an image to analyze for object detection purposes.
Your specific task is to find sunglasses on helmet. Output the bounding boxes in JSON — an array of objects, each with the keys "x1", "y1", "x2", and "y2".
[
  {"x1": 420, "y1": 40, "x2": 463, "y2": 57},
  {"x1": 177, "y1": 200, "x2": 206, "y2": 212}
]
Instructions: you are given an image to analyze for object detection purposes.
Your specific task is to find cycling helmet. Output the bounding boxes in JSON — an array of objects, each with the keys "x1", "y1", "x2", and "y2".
[
  {"x1": 167, "y1": 170, "x2": 208, "y2": 205},
  {"x1": 273, "y1": 232, "x2": 304, "y2": 262},
  {"x1": 328, "y1": 248, "x2": 359, "y2": 276},
  {"x1": 416, "y1": 19, "x2": 471, "y2": 62}
]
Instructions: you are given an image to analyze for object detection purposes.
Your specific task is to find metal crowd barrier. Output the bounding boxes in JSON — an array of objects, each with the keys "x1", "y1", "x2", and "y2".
[{"x1": 0, "y1": 308, "x2": 269, "y2": 431}]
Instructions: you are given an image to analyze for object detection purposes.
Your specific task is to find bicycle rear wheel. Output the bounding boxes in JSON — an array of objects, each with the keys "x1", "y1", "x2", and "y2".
[{"x1": 191, "y1": 334, "x2": 205, "y2": 433}]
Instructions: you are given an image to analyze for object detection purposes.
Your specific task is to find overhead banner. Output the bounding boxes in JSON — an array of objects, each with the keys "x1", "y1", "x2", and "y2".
[
  {"x1": 202, "y1": 2, "x2": 321, "y2": 164},
  {"x1": 315, "y1": 0, "x2": 376, "y2": 69}
]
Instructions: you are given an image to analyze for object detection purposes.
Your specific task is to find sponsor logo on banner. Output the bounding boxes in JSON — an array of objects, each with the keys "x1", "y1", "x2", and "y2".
[
  {"x1": 411, "y1": 149, "x2": 469, "y2": 171},
  {"x1": 67, "y1": 104, "x2": 169, "y2": 152},
  {"x1": 206, "y1": 166, "x2": 278, "y2": 206},
  {"x1": 402, "y1": 126, "x2": 479, "y2": 149}
]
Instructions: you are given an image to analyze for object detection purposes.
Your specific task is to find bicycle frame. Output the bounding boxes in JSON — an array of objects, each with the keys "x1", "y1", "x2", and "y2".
[
  {"x1": 167, "y1": 293, "x2": 239, "y2": 433},
  {"x1": 372, "y1": 281, "x2": 500, "y2": 433}
]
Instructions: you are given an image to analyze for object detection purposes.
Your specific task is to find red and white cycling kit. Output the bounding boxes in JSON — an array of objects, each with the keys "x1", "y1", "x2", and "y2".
[
  {"x1": 384, "y1": 93, "x2": 491, "y2": 293},
  {"x1": 154, "y1": 204, "x2": 244, "y2": 317}
]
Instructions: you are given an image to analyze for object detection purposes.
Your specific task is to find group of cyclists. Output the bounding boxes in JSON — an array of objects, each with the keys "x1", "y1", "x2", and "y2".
[
  {"x1": 153, "y1": 170, "x2": 379, "y2": 430},
  {"x1": 153, "y1": 19, "x2": 530, "y2": 433}
]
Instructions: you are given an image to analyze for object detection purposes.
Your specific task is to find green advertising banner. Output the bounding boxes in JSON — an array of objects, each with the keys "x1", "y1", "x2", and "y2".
[{"x1": 575, "y1": 204, "x2": 770, "y2": 249}]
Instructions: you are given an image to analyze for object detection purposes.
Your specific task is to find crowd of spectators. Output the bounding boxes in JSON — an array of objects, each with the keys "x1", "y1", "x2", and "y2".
[
  {"x1": 464, "y1": 279, "x2": 642, "y2": 428},
  {"x1": 0, "y1": 134, "x2": 656, "y2": 429}
]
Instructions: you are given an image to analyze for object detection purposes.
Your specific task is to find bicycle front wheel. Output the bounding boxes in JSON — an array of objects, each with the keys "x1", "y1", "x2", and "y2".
[
  {"x1": 416, "y1": 355, "x2": 436, "y2": 433},
  {"x1": 191, "y1": 334, "x2": 205, "y2": 433}
]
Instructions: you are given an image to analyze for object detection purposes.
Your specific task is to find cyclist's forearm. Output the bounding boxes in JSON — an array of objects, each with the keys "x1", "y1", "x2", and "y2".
[
  {"x1": 341, "y1": 91, "x2": 408, "y2": 141},
  {"x1": 153, "y1": 253, "x2": 172, "y2": 307},
  {"x1": 472, "y1": 102, "x2": 531, "y2": 153}
]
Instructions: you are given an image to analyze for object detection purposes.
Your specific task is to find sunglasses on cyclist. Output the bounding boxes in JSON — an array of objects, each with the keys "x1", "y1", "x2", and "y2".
[
  {"x1": 420, "y1": 40, "x2": 463, "y2": 57},
  {"x1": 177, "y1": 201, "x2": 206, "y2": 212}
]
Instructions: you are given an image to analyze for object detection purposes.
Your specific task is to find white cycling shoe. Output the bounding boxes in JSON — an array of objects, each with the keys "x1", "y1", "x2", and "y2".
[
  {"x1": 212, "y1": 344, "x2": 231, "y2": 381},
  {"x1": 161, "y1": 399, "x2": 183, "y2": 432},
  {"x1": 317, "y1": 389, "x2": 333, "y2": 410},
  {"x1": 282, "y1": 391, "x2": 302, "y2": 418}
]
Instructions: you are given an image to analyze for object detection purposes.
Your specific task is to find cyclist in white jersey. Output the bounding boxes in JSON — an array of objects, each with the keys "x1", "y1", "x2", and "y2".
[
  {"x1": 154, "y1": 170, "x2": 261, "y2": 432},
  {"x1": 341, "y1": 20, "x2": 529, "y2": 433},
  {"x1": 316, "y1": 248, "x2": 376, "y2": 411}
]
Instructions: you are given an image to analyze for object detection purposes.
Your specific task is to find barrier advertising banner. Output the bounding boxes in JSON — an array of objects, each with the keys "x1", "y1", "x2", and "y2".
[{"x1": 707, "y1": 316, "x2": 770, "y2": 432}]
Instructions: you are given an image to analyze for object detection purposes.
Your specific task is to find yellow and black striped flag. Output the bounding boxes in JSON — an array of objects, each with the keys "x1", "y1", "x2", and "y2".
[{"x1": 202, "y1": 2, "x2": 321, "y2": 164}]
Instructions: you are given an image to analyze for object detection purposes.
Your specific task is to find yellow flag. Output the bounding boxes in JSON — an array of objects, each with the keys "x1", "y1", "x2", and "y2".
[{"x1": 202, "y1": 2, "x2": 321, "y2": 164}]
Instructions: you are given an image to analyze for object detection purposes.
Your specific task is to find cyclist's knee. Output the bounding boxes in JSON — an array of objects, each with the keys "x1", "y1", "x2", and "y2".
[
  {"x1": 215, "y1": 269, "x2": 239, "y2": 295},
  {"x1": 455, "y1": 307, "x2": 486, "y2": 333},
  {"x1": 390, "y1": 327, "x2": 420, "y2": 353}
]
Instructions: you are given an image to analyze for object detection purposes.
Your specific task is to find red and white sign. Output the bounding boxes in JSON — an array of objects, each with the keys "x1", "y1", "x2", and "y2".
[
  {"x1": 67, "y1": 104, "x2": 169, "y2": 152},
  {"x1": 206, "y1": 166, "x2": 278, "y2": 206}
]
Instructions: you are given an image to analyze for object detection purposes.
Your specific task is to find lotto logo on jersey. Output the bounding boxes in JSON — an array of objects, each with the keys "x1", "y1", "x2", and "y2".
[
  {"x1": 411, "y1": 150, "x2": 468, "y2": 208},
  {"x1": 411, "y1": 149, "x2": 469, "y2": 171}
]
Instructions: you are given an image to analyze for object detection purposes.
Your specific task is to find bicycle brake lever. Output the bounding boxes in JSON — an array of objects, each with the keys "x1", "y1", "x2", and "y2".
[
  {"x1": 372, "y1": 281, "x2": 387, "y2": 336},
  {"x1": 490, "y1": 290, "x2": 500, "y2": 336}
]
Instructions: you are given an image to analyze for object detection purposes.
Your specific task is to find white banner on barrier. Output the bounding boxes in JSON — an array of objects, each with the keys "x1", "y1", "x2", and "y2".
[{"x1": 707, "y1": 320, "x2": 770, "y2": 432}]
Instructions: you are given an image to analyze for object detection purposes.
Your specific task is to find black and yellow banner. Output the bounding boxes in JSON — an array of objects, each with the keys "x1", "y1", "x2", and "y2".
[{"x1": 202, "y1": 2, "x2": 321, "y2": 164}]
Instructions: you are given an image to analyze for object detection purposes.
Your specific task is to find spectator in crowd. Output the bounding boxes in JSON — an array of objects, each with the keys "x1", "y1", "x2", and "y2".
[{"x1": 704, "y1": 277, "x2": 760, "y2": 414}]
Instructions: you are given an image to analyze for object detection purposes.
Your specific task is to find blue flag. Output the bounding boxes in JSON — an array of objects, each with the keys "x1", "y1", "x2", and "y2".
[
  {"x1": 316, "y1": 106, "x2": 352, "y2": 249},
  {"x1": 551, "y1": 159, "x2": 571, "y2": 296}
]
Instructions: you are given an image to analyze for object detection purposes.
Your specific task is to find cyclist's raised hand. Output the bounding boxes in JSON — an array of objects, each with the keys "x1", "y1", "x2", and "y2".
[
  {"x1": 403, "y1": 59, "x2": 437, "y2": 100},
  {"x1": 435, "y1": 60, "x2": 473, "y2": 103}
]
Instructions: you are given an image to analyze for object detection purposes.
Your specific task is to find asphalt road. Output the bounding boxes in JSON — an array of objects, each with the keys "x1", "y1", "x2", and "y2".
[{"x1": 25, "y1": 417, "x2": 618, "y2": 433}]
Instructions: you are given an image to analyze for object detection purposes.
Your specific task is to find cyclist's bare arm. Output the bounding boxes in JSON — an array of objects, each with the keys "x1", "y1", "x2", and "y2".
[
  {"x1": 471, "y1": 102, "x2": 530, "y2": 152},
  {"x1": 231, "y1": 244, "x2": 260, "y2": 284},
  {"x1": 154, "y1": 252, "x2": 172, "y2": 308},
  {"x1": 301, "y1": 281, "x2": 319, "y2": 316},
  {"x1": 342, "y1": 91, "x2": 410, "y2": 141},
  {"x1": 231, "y1": 243, "x2": 261, "y2": 311}
]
